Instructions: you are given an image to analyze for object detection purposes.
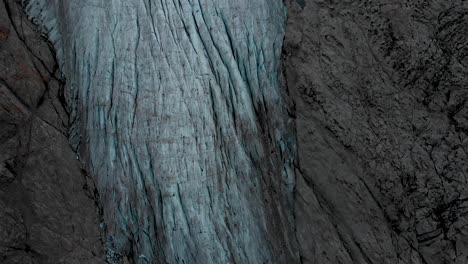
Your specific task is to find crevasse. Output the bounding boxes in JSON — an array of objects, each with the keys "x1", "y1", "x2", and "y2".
[{"x1": 23, "y1": 0, "x2": 299, "y2": 263}]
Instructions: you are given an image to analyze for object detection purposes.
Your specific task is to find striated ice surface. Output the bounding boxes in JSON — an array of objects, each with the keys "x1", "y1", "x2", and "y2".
[{"x1": 23, "y1": 0, "x2": 299, "y2": 263}]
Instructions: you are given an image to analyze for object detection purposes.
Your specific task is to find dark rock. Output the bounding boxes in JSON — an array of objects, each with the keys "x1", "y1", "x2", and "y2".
[
  {"x1": 285, "y1": 0, "x2": 468, "y2": 263},
  {"x1": 0, "y1": 0, "x2": 105, "y2": 263}
]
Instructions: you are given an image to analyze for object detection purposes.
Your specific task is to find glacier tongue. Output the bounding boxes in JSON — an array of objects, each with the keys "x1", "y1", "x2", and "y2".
[{"x1": 23, "y1": 0, "x2": 299, "y2": 263}]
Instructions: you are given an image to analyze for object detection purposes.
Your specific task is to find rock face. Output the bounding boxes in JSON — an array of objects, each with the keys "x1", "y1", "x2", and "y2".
[
  {"x1": 285, "y1": 0, "x2": 468, "y2": 263},
  {"x1": 0, "y1": 0, "x2": 105, "y2": 263},
  {"x1": 22, "y1": 0, "x2": 299, "y2": 263}
]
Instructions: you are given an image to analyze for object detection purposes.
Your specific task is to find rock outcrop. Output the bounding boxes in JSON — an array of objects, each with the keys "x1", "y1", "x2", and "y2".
[
  {"x1": 0, "y1": 0, "x2": 105, "y2": 263},
  {"x1": 285, "y1": 0, "x2": 468, "y2": 263}
]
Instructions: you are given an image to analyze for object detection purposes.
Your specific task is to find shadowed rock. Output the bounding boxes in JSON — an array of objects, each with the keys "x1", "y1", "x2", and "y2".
[
  {"x1": 0, "y1": 0, "x2": 105, "y2": 263},
  {"x1": 285, "y1": 0, "x2": 468, "y2": 263}
]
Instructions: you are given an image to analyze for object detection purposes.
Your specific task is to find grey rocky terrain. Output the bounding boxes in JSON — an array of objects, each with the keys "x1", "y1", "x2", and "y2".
[
  {"x1": 285, "y1": 0, "x2": 468, "y2": 263},
  {"x1": 0, "y1": 0, "x2": 105, "y2": 263},
  {"x1": 0, "y1": 0, "x2": 467, "y2": 263}
]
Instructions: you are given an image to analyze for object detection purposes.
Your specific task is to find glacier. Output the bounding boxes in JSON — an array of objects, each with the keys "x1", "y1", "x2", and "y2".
[{"x1": 22, "y1": 0, "x2": 300, "y2": 263}]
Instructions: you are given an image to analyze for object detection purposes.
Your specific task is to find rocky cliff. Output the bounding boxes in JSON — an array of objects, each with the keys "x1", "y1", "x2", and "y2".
[
  {"x1": 285, "y1": 0, "x2": 468, "y2": 263},
  {"x1": 0, "y1": 0, "x2": 104, "y2": 263}
]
